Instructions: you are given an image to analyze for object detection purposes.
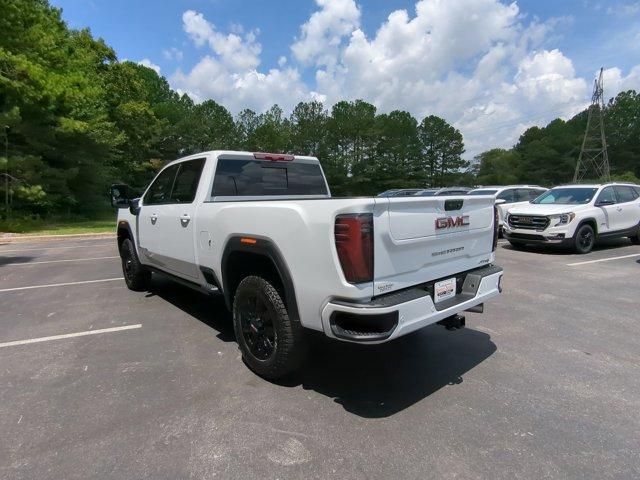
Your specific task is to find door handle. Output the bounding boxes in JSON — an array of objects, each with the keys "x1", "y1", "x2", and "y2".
[
  {"x1": 616, "y1": 207, "x2": 623, "y2": 212},
  {"x1": 150, "y1": 214, "x2": 158, "y2": 225},
  {"x1": 180, "y1": 214, "x2": 191, "y2": 227}
]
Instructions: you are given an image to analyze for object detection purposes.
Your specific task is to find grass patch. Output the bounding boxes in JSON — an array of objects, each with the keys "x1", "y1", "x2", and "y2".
[{"x1": 0, "y1": 215, "x2": 116, "y2": 235}]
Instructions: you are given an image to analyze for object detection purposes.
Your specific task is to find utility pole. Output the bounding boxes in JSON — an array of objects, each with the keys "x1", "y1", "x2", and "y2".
[{"x1": 573, "y1": 68, "x2": 610, "y2": 182}]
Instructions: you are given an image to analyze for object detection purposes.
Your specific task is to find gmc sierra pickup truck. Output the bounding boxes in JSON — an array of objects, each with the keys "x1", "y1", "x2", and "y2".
[{"x1": 111, "y1": 151, "x2": 504, "y2": 379}]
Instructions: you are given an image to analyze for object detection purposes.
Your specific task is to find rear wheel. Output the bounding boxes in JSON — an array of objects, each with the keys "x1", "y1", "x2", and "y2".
[
  {"x1": 120, "y1": 238, "x2": 152, "y2": 291},
  {"x1": 573, "y1": 224, "x2": 595, "y2": 254},
  {"x1": 630, "y1": 226, "x2": 640, "y2": 245},
  {"x1": 233, "y1": 276, "x2": 306, "y2": 380}
]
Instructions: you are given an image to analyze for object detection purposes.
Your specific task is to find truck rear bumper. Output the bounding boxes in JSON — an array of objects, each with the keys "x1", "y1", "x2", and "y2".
[{"x1": 320, "y1": 265, "x2": 503, "y2": 343}]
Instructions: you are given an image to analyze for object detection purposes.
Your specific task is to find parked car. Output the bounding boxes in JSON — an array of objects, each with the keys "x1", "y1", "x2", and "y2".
[
  {"x1": 468, "y1": 185, "x2": 548, "y2": 231},
  {"x1": 377, "y1": 189, "x2": 423, "y2": 197},
  {"x1": 112, "y1": 151, "x2": 504, "y2": 379},
  {"x1": 503, "y1": 183, "x2": 640, "y2": 253},
  {"x1": 415, "y1": 187, "x2": 471, "y2": 196}
]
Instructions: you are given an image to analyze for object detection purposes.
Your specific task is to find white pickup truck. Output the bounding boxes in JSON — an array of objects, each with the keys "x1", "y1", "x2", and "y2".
[{"x1": 111, "y1": 151, "x2": 503, "y2": 379}]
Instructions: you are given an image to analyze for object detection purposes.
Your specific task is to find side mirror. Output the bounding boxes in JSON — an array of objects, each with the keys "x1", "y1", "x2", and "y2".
[
  {"x1": 596, "y1": 199, "x2": 614, "y2": 207},
  {"x1": 109, "y1": 184, "x2": 132, "y2": 208},
  {"x1": 495, "y1": 198, "x2": 506, "y2": 205},
  {"x1": 129, "y1": 198, "x2": 141, "y2": 216}
]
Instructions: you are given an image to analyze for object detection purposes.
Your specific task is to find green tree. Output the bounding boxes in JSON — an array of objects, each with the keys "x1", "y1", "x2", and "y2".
[
  {"x1": 373, "y1": 110, "x2": 422, "y2": 191},
  {"x1": 473, "y1": 149, "x2": 520, "y2": 185},
  {"x1": 417, "y1": 115, "x2": 467, "y2": 186},
  {"x1": 325, "y1": 100, "x2": 378, "y2": 194}
]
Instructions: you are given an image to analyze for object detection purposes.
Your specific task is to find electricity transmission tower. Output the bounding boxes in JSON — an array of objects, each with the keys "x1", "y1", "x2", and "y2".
[{"x1": 573, "y1": 68, "x2": 610, "y2": 182}]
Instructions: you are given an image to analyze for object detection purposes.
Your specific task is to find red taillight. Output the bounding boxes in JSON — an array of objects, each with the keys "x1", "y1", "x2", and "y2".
[
  {"x1": 253, "y1": 152, "x2": 295, "y2": 161},
  {"x1": 492, "y1": 205, "x2": 499, "y2": 251},
  {"x1": 334, "y1": 214, "x2": 374, "y2": 284}
]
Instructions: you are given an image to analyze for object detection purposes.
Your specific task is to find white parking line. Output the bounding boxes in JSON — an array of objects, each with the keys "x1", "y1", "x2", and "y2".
[
  {"x1": 0, "y1": 277, "x2": 124, "y2": 293},
  {"x1": 0, "y1": 324, "x2": 142, "y2": 349},
  {"x1": 0, "y1": 243, "x2": 114, "y2": 254},
  {"x1": 567, "y1": 253, "x2": 640, "y2": 266},
  {"x1": 3, "y1": 256, "x2": 119, "y2": 267}
]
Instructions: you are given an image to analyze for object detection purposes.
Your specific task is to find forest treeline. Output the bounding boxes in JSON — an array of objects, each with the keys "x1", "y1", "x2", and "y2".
[{"x1": 1, "y1": 0, "x2": 639, "y2": 217}]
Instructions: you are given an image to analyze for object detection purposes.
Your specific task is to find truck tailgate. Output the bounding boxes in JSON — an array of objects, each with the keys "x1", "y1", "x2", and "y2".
[{"x1": 373, "y1": 196, "x2": 495, "y2": 295}]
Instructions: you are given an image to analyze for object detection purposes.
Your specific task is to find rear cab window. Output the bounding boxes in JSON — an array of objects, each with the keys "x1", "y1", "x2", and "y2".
[{"x1": 211, "y1": 157, "x2": 328, "y2": 198}]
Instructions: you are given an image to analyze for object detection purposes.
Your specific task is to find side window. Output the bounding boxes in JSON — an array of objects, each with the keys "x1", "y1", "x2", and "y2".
[
  {"x1": 143, "y1": 165, "x2": 180, "y2": 205},
  {"x1": 497, "y1": 189, "x2": 516, "y2": 203},
  {"x1": 514, "y1": 189, "x2": 531, "y2": 202},
  {"x1": 596, "y1": 186, "x2": 617, "y2": 205},
  {"x1": 614, "y1": 186, "x2": 638, "y2": 203},
  {"x1": 171, "y1": 159, "x2": 205, "y2": 203},
  {"x1": 529, "y1": 189, "x2": 545, "y2": 201}
]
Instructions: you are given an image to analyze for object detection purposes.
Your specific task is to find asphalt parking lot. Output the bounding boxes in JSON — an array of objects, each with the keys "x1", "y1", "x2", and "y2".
[{"x1": 1, "y1": 236, "x2": 639, "y2": 479}]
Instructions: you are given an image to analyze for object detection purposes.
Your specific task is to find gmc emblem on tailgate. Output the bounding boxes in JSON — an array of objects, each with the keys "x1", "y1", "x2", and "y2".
[{"x1": 435, "y1": 215, "x2": 470, "y2": 229}]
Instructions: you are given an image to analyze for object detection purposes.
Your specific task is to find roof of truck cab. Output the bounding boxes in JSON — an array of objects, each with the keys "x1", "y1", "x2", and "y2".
[{"x1": 170, "y1": 150, "x2": 320, "y2": 164}]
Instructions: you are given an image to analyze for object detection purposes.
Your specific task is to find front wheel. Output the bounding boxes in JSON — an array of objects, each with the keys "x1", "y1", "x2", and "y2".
[
  {"x1": 630, "y1": 226, "x2": 640, "y2": 245},
  {"x1": 508, "y1": 240, "x2": 526, "y2": 249},
  {"x1": 233, "y1": 276, "x2": 306, "y2": 380},
  {"x1": 120, "y1": 238, "x2": 152, "y2": 291},
  {"x1": 573, "y1": 224, "x2": 595, "y2": 254}
]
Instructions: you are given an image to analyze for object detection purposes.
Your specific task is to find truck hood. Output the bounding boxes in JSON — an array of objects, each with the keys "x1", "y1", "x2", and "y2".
[{"x1": 506, "y1": 203, "x2": 577, "y2": 216}]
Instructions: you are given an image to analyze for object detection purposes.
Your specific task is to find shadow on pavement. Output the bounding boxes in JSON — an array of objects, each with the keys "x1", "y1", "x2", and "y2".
[
  {"x1": 294, "y1": 326, "x2": 495, "y2": 418},
  {"x1": 145, "y1": 274, "x2": 496, "y2": 418},
  {"x1": 0, "y1": 255, "x2": 34, "y2": 266},
  {"x1": 146, "y1": 275, "x2": 236, "y2": 343}
]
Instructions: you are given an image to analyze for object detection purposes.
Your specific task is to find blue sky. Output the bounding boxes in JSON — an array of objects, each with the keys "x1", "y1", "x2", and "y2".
[{"x1": 51, "y1": 0, "x2": 640, "y2": 155}]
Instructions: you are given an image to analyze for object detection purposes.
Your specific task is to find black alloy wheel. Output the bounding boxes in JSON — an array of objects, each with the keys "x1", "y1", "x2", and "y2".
[{"x1": 574, "y1": 224, "x2": 595, "y2": 254}]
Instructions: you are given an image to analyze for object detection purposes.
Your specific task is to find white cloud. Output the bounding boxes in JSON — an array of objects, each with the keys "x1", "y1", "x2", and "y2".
[
  {"x1": 138, "y1": 58, "x2": 161, "y2": 74},
  {"x1": 182, "y1": 10, "x2": 261, "y2": 70},
  {"x1": 606, "y1": 2, "x2": 640, "y2": 16},
  {"x1": 291, "y1": 0, "x2": 361, "y2": 67},
  {"x1": 602, "y1": 65, "x2": 640, "y2": 97},
  {"x1": 171, "y1": 11, "x2": 310, "y2": 112},
  {"x1": 170, "y1": 1, "x2": 640, "y2": 157},
  {"x1": 162, "y1": 47, "x2": 183, "y2": 61}
]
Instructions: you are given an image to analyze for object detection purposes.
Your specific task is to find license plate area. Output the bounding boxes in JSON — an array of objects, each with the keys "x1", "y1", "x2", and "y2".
[{"x1": 434, "y1": 277, "x2": 456, "y2": 303}]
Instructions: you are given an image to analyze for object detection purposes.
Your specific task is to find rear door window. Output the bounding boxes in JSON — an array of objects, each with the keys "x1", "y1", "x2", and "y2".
[
  {"x1": 597, "y1": 186, "x2": 617, "y2": 204},
  {"x1": 614, "y1": 185, "x2": 639, "y2": 203},
  {"x1": 171, "y1": 158, "x2": 205, "y2": 203},
  {"x1": 527, "y1": 189, "x2": 545, "y2": 201},
  {"x1": 497, "y1": 189, "x2": 516, "y2": 203},
  {"x1": 212, "y1": 159, "x2": 328, "y2": 197}
]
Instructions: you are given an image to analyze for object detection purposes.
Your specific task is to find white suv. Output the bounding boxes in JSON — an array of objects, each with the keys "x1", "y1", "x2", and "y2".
[
  {"x1": 503, "y1": 183, "x2": 640, "y2": 253},
  {"x1": 468, "y1": 185, "x2": 548, "y2": 230}
]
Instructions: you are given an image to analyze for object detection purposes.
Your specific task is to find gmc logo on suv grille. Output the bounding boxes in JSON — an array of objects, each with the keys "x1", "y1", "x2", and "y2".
[{"x1": 435, "y1": 216, "x2": 470, "y2": 229}]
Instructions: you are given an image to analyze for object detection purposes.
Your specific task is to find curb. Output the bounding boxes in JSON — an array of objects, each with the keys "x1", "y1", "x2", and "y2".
[{"x1": 0, "y1": 232, "x2": 116, "y2": 244}]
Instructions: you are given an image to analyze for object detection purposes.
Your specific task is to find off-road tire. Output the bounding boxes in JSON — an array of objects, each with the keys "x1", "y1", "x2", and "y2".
[
  {"x1": 120, "y1": 238, "x2": 152, "y2": 291},
  {"x1": 573, "y1": 224, "x2": 595, "y2": 254},
  {"x1": 233, "y1": 276, "x2": 306, "y2": 380}
]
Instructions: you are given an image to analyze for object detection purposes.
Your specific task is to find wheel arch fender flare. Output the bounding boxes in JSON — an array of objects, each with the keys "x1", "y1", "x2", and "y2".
[
  {"x1": 221, "y1": 236, "x2": 300, "y2": 324},
  {"x1": 575, "y1": 217, "x2": 598, "y2": 236},
  {"x1": 117, "y1": 220, "x2": 135, "y2": 251}
]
